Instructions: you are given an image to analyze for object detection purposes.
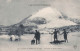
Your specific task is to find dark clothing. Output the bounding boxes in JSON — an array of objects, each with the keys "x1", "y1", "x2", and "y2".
[
  {"x1": 63, "y1": 31, "x2": 67, "y2": 40},
  {"x1": 53, "y1": 31, "x2": 58, "y2": 41},
  {"x1": 35, "y1": 31, "x2": 40, "y2": 44},
  {"x1": 35, "y1": 32, "x2": 40, "y2": 39},
  {"x1": 64, "y1": 34, "x2": 67, "y2": 40},
  {"x1": 35, "y1": 38, "x2": 40, "y2": 44},
  {"x1": 63, "y1": 31, "x2": 68, "y2": 42}
]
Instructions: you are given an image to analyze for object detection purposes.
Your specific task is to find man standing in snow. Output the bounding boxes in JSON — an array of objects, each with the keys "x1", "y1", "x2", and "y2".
[
  {"x1": 53, "y1": 29, "x2": 58, "y2": 41},
  {"x1": 62, "y1": 29, "x2": 68, "y2": 42},
  {"x1": 34, "y1": 30, "x2": 40, "y2": 45}
]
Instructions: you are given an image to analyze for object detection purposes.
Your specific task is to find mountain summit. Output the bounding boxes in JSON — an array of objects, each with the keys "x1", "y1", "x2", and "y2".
[{"x1": 26, "y1": 7, "x2": 76, "y2": 29}]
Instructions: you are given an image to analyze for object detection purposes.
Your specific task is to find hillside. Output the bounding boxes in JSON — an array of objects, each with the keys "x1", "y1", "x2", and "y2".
[{"x1": 23, "y1": 7, "x2": 76, "y2": 29}]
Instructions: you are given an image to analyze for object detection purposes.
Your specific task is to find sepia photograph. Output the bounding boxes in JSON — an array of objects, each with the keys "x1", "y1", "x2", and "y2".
[{"x1": 0, "y1": 0, "x2": 80, "y2": 51}]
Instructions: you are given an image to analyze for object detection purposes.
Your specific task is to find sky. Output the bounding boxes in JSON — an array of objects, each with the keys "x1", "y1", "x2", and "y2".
[{"x1": 0, "y1": 0, "x2": 80, "y2": 26}]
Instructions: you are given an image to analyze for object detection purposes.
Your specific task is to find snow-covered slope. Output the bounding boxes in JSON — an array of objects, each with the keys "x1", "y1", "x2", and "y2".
[
  {"x1": 29, "y1": 7, "x2": 62, "y2": 21},
  {"x1": 27, "y1": 7, "x2": 76, "y2": 29}
]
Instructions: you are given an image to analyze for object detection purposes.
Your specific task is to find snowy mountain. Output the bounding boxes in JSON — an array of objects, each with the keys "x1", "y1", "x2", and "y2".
[
  {"x1": 0, "y1": 0, "x2": 80, "y2": 26},
  {"x1": 7, "y1": 7, "x2": 77, "y2": 33},
  {"x1": 27, "y1": 7, "x2": 76, "y2": 29},
  {"x1": 18, "y1": 7, "x2": 76, "y2": 29}
]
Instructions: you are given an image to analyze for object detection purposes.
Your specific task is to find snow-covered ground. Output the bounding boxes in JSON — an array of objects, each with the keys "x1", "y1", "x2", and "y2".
[{"x1": 0, "y1": 32, "x2": 80, "y2": 51}]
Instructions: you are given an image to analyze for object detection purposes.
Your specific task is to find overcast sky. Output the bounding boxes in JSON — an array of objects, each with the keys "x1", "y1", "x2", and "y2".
[{"x1": 0, "y1": 0, "x2": 80, "y2": 26}]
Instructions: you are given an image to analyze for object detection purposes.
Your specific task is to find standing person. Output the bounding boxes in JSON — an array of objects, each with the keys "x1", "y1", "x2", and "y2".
[
  {"x1": 62, "y1": 29, "x2": 68, "y2": 42},
  {"x1": 53, "y1": 29, "x2": 58, "y2": 42},
  {"x1": 34, "y1": 30, "x2": 40, "y2": 45}
]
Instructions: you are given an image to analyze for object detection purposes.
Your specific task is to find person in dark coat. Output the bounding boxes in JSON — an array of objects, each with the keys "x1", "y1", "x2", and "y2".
[
  {"x1": 62, "y1": 29, "x2": 68, "y2": 42},
  {"x1": 53, "y1": 29, "x2": 58, "y2": 41},
  {"x1": 34, "y1": 30, "x2": 40, "y2": 45}
]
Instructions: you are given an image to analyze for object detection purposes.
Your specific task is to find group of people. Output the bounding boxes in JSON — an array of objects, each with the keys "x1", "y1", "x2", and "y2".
[
  {"x1": 34, "y1": 29, "x2": 69, "y2": 45},
  {"x1": 53, "y1": 29, "x2": 68, "y2": 42}
]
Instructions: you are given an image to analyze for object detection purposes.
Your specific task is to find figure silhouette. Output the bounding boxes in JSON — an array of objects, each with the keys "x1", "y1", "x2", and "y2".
[
  {"x1": 62, "y1": 29, "x2": 68, "y2": 42},
  {"x1": 53, "y1": 29, "x2": 58, "y2": 41},
  {"x1": 34, "y1": 30, "x2": 40, "y2": 45}
]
